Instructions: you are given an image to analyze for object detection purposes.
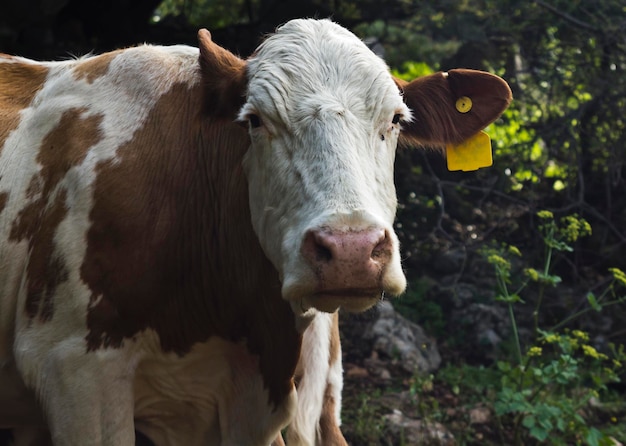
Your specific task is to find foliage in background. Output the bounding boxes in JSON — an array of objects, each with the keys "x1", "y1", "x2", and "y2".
[
  {"x1": 481, "y1": 212, "x2": 626, "y2": 444},
  {"x1": 399, "y1": 213, "x2": 626, "y2": 445},
  {"x1": 153, "y1": 0, "x2": 258, "y2": 27}
]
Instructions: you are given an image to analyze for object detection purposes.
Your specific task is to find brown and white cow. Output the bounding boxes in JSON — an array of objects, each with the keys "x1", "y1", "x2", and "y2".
[{"x1": 0, "y1": 18, "x2": 511, "y2": 446}]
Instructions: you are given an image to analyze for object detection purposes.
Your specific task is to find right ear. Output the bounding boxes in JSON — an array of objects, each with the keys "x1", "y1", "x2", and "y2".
[
  {"x1": 396, "y1": 69, "x2": 512, "y2": 148},
  {"x1": 198, "y1": 29, "x2": 248, "y2": 120}
]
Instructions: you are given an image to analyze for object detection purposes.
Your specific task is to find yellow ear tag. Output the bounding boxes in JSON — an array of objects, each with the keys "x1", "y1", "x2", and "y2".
[{"x1": 446, "y1": 131, "x2": 493, "y2": 171}]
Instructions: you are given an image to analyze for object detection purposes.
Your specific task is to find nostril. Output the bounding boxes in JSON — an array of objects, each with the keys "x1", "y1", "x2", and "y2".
[
  {"x1": 314, "y1": 240, "x2": 333, "y2": 262},
  {"x1": 371, "y1": 231, "x2": 390, "y2": 260},
  {"x1": 303, "y1": 230, "x2": 334, "y2": 263}
]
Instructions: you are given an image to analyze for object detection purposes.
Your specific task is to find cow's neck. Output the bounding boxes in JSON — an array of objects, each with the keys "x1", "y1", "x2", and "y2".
[{"x1": 198, "y1": 118, "x2": 303, "y2": 404}]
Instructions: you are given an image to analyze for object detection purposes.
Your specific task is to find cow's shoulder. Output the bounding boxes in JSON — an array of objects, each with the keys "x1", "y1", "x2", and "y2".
[
  {"x1": 0, "y1": 54, "x2": 48, "y2": 106},
  {"x1": 0, "y1": 55, "x2": 48, "y2": 148}
]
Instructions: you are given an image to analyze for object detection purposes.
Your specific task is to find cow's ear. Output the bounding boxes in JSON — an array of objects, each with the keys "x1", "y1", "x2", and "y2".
[
  {"x1": 396, "y1": 69, "x2": 512, "y2": 148},
  {"x1": 198, "y1": 29, "x2": 247, "y2": 120}
]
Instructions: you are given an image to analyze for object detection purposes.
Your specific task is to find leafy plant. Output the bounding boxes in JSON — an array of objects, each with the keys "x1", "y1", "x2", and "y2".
[
  {"x1": 483, "y1": 211, "x2": 626, "y2": 445},
  {"x1": 345, "y1": 390, "x2": 387, "y2": 446}
]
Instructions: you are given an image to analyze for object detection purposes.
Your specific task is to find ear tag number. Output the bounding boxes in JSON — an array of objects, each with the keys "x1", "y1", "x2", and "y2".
[{"x1": 446, "y1": 131, "x2": 493, "y2": 171}]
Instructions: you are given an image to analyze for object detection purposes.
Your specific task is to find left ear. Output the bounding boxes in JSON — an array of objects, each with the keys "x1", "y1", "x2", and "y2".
[
  {"x1": 395, "y1": 69, "x2": 512, "y2": 147},
  {"x1": 198, "y1": 29, "x2": 248, "y2": 120}
]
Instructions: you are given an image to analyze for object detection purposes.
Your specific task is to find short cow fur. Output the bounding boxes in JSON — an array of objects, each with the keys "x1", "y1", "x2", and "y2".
[{"x1": 0, "y1": 19, "x2": 511, "y2": 445}]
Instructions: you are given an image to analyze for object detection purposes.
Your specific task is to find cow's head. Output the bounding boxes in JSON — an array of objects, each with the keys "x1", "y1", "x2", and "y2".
[{"x1": 198, "y1": 19, "x2": 511, "y2": 314}]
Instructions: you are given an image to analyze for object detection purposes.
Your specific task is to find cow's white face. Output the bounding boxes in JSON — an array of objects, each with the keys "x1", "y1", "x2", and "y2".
[{"x1": 240, "y1": 20, "x2": 408, "y2": 313}]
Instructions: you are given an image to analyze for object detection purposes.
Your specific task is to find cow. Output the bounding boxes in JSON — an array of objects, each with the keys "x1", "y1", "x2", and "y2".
[{"x1": 0, "y1": 18, "x2": 512, "y2": 446}]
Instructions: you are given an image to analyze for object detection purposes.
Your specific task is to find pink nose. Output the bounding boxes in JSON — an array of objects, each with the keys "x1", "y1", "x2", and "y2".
[{"x1": 301, "y1": 227, "x2": 392, "y2": 293}]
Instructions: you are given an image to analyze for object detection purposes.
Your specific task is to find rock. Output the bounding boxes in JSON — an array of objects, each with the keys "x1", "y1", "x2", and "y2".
[
  {"x1": 444, "y1": 300, "x2": 510, "y2": 361},
  {"x1": 379, "y1": 369, "x2": 392, "y2": 380},
  {"x1": 363, "y1": 301, "x2": 441, "y2": 374},
  {"x1": 461, "y1": 303, "x2": 509, "y2": 347},
  {"x1": 433, "y1": 248, "x2": 466, "y2": 275},
  {"x1": 469, "y1": 405, "x2": 491, "y2": 425},
  {"x1": 383, "y1": 410, "x2": 456, "y2": 446},
  {"x1": 363, "y1": 352, "x2": 393, "y2": 379},
  {"x1": 345, "y1": 364, "x2": 369, "y2": 379}
]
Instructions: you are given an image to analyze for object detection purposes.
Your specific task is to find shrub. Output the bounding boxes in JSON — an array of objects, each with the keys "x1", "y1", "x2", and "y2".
[{"x1": 483, "y1": 211, "x2": 626, "y2": 445}]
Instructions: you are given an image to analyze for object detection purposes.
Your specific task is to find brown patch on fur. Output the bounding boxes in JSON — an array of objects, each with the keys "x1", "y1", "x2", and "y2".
[
  {"x1": 72, "y1": 51, "x2": 120, "y2": 84},
  {"x1": 38, "y1": 108, "x2": 102, "y2": 195},
  {"x1": 0, "y1": 192, "x2": 7, "y2": 216},
  {"x1": 318, "y1": 384, "x2": 348, "y2": 445},
  {"x1": 11, "y1": 108, "x2": 102, "y2": 231},
  {"x1": 0, "y1": 58, "x2": 48, "y2": 154},
  {"x1": 396, "y1": 69, "x2": 512, "y2": 147},
  {"x1": 9, "y1": 108, "x2": 103, "y2": 321},
  {"x1": 25, "y1": 176, "x2": 43, "y2": 199},
  {"x1": 11, "y1": 190, "x2": 69, "y2": 321},
  {"x1": 329, "y1": 311, "x2": 340, "y2": 367},
  {"x1": 81, "y1": 75, "x2": 300, "y2": 408}
]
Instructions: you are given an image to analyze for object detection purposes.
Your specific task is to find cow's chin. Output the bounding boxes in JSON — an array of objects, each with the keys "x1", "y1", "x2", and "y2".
[
  {"x1": 281, "y1": 266, "x2": 407, "y2": 314},
  {"x1": 303, "y1": 290, "x2": 383, "y2": 313}
]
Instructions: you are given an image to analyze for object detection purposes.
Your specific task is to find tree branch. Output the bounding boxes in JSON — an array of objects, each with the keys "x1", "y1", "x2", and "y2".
[{"x1": 535, "y1": 1, "x2": 599, "y2": 32}]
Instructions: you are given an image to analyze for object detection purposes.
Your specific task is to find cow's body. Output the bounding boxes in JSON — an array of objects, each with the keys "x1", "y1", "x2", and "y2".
[{"x1": 0, "y1": 19, "x2": 511, "y2": 445}]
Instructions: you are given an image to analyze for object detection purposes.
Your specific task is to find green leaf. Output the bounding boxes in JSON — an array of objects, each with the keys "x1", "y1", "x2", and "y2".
[
  {"x1": 545, "y1": 238, "x2": 573, "y2": 252},
  {"x1": 522, "y1": 415, "x2": 536, "y2": 429},
  {"x1": 496, "y1": 361, "x2": 511, "y2": 372},
  {"x1": 585, "y1": 427, "x2": 605, "y2": 446},
  {"x1": 587, "y1": 292, "x2": 603, "y2": 312},
  {"x1": 530, "y1": 425, "x2": 550, "y2": 441},
  {"x1": 495, "y1": 293, "x2": 524, "y2": 303},
  {"x1": 537, "y1": 272, "x2": 562, "y2": 286},
  {"x1": 556, "y1": 416, "x2": 566, "y2": 432}
]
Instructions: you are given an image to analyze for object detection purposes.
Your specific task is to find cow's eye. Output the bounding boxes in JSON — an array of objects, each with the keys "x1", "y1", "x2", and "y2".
[
  {"x1": 392, "y1": 114, "x2": 401, "y2": 125},
  {"x1": 248, "y1": 114, "x2": 262, "y2": 129}
]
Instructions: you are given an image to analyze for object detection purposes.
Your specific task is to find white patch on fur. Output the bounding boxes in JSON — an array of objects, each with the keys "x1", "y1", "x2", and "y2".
[{"x1": 286, "y1": 312, "x2": 334, "y2": 445}]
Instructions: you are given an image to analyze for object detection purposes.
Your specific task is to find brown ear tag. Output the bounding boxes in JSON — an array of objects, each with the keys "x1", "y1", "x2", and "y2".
[{"x1": 446, "y1": 96, "x2": 493, "y2": 171}]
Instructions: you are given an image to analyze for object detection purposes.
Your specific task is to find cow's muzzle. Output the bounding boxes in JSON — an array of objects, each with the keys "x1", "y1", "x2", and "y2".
[{"x1": 300, "y1": 226, "x2": 396, "y2": 312}]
